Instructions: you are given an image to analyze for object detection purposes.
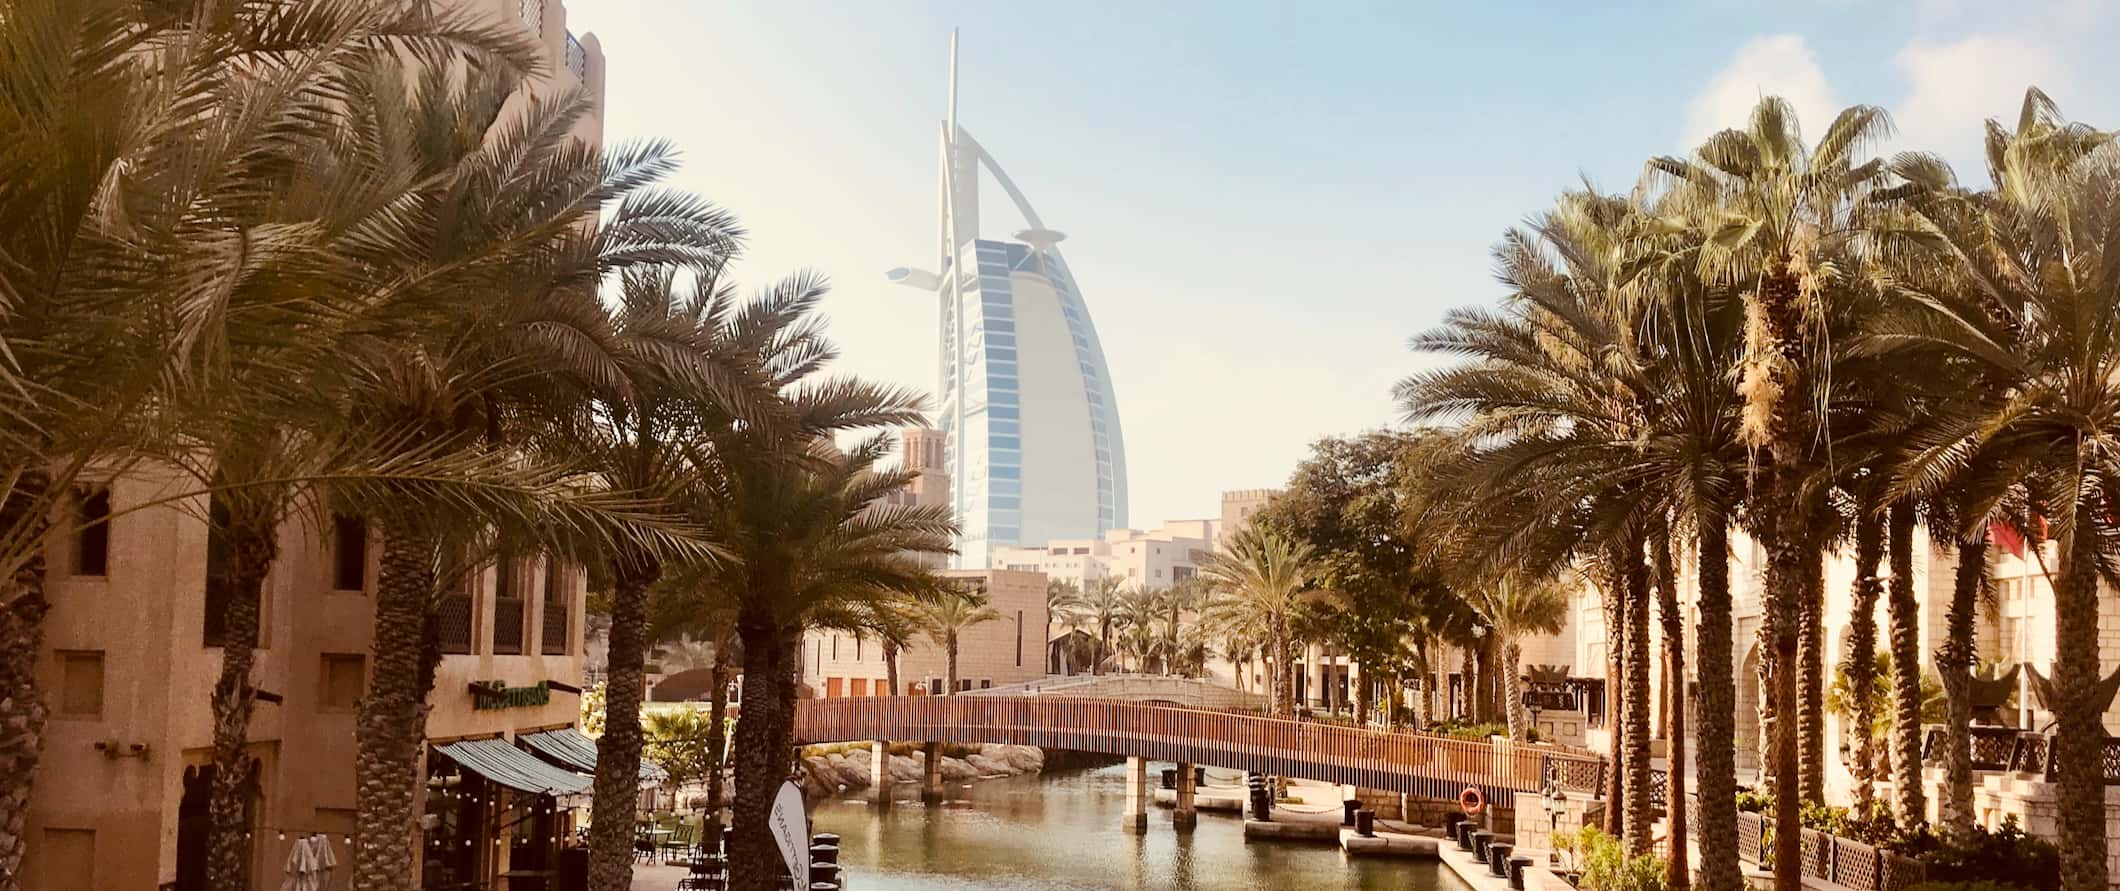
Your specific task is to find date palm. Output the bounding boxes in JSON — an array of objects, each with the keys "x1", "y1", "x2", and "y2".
[
  {"x1": 667, "y1": 275, "x2": 950, "y2": 891},
  {"x1": 919, "y1": 587, "x2": 1003, "y2": 695},
  {"x1": 1400, "y1": 189, "x2": 1734, "y2": 855},
  {"x1": 1643, "y1": 96, "x2": 1917, "y2": 891},
  {"x1": 0, "y1": 4, "x2": 546, "y2": 882},
  {"x1": 1466, "y1": 573, "x2": 1570, "y2": 741},
  {"x1": 1200, "y1": 527, "x2": 1313, "y2": 717},
  {"x1": 1045, "y1": 578, "x2": 1084, "y2": 674},
  {"x1": 650, "y1": 565, "x2": 744, "y2": 831},
  {"x1": 1078, "y1": 575, "x2": 1128, "y2": 675},
  {"x1": 1881, "y1": 90, "x2": 2118, "y2": 891}
]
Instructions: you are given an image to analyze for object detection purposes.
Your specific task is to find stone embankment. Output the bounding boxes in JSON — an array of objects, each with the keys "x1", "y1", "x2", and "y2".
[{"x1": 798, "y1": 743, "x2": 1044, "y2": 795}]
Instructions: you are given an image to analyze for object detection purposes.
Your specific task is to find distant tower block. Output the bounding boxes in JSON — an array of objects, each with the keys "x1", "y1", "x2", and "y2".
[{"x1": 888, "y1": 30, "x2": 1129, "y2": 569}]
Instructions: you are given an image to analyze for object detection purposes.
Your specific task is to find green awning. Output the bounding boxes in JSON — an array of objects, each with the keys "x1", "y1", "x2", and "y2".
[
  {"x1": 520, "y1": 728, "x2": 670, "y2": 785},
  {"x1": 435, "y1": 738, "x2": 592, "y2": 796}
]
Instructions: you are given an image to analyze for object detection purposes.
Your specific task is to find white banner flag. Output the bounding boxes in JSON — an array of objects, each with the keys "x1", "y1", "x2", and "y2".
[{"x1": 768, "y1": 780, "x2": 810, "y2": 882}]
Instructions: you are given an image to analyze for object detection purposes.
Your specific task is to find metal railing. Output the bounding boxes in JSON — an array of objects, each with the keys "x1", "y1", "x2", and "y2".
[
  {"x1": 791, "y1": 695, "x2": 1604, "y2": 807},
  {"x1": 1918, "y1": 725, "x2": 2120, "y2": 784}
]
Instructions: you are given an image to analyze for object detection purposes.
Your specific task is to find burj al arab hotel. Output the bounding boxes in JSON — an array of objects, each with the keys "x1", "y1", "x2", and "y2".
[{"x1": 889, "y1": 32, "x2": 1129, "y2": 569}]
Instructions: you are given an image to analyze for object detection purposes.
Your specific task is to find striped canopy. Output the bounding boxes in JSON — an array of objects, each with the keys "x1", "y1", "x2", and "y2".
[
  {"x1": 434, "y1": 737, "x2": 592, "y2": 796},
  {"x1": 519, "y1": 727, "x2": 670, "y2": 785}
]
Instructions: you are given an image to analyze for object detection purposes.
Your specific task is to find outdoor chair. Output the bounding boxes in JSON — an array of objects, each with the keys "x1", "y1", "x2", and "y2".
[
  {"x1": 633, "y1": 824, "x2": 658, "y2": 863},
  {"x1": 659, "y1": 819, "x2": 699, "y2": 863}
]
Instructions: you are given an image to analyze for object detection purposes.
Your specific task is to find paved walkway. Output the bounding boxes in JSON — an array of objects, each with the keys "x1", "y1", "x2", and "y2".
[{"x1": 630, "y1": 863, "x2": 691, "y2": 891}]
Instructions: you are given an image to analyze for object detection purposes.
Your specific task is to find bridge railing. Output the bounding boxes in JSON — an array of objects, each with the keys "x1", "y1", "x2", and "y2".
[{"x1": 793, "y1": 695, "x2": 1603, "y2": 806}]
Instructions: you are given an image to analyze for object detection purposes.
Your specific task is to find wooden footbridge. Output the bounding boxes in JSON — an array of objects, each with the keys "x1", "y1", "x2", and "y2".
[{"x1": 792, "y1": 695, "x2": 1603, "y2": 808}]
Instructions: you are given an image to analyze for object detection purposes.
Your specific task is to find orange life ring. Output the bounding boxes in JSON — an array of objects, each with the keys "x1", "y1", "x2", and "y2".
[{"x1": 1459, "y1": 786, "x2": 1485, "y2": 816}]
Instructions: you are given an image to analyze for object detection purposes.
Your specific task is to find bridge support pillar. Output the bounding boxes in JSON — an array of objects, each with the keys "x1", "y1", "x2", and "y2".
[
  {"x1": 1172, "y1": 761, "x2": 1197, "y2": 829},
  {"x1": 921, "y1": 742, "x2": 943, "y2": 804},
  {"x1": 870, "y1": 740, "x2": 892, "y2": 807},
  {"x1": 1122, "y1": 757, "x2": 1149, "y2": 833}
]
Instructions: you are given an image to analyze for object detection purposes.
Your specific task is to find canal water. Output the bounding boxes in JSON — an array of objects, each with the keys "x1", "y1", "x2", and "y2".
[{"x1": 809, "y1": 761, "x2": 1470, "y2": 891}]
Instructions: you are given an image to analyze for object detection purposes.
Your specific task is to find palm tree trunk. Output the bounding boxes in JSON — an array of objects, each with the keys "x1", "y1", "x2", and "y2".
[
  {"x1": 1273, "y1": 622, "x2": 1296, "y2": 718},
  {"x1": 0, "y1": 474, "x2": 51, "y2": 891},
  {"x1": 1355, "y1": 660, "x2": 1371, "y2": 725},
  {"x1": 1096, "y1": 620, "x2": 1109, "y2": 675},
  {"x1": 1936, "y1": 527, "x2": 1984, "y2": 840},
  {"x1": 1503, "y1": 641, "x2": 1528, "y2": 741},
  {"x1": 2054, "y1": 504, "x2": 2108, "y2": 891},
  {"x1": 1655, "y1": 529, "x2": 1690, "y2": 891},
  {"x1": 883, "y1": 639, "x2": 900, "y2": 696},
  {"x1": 206, "y1": 512, "x2": 278, "y2": 891},
  {"x1": 706, "y1": 630, "x2": 733, "y2": 835},
  {"x1": 1799, "y1": 537, "x2": 1827, "y2": 804},
  {"x1": 1600, "y1": 565, "x2": 1627, "y2": 837},
  {"x1": 945, "y1": 637, "x2": 959, "y2": 696},
  {"x1": 730, "y1": 618, "x2": 798, "y2": 891},
  {"x1": 586, "y1": 557, "x2": 659, "y2": 891},
  {"x1": 1621, "y1": 536, "x2": 1655, "y2": 855},
  {"x1": 351, "y1": 528, "x2": 438, "y2": 891},
  {"x1": 1886, "y1": 500, "x2": 1926, "y2": 829},
  {"x1": 1695, "y1": 506, "x2": 1741, "y2": 891},
  {"x1": 1748, "y1": 255, "x2": 1809, "y2": 891},
  {"x1": 1845, "y1": 502, "x2": 1885, "y2": 818},
  {"x1": 1760, "y1": 487, "x2": 1807, "y2": 891}
]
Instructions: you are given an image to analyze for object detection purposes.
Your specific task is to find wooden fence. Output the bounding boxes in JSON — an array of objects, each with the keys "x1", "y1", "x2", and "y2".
[{"x1": 792, "y1": 695, "x2": 1605, "y2": 808}]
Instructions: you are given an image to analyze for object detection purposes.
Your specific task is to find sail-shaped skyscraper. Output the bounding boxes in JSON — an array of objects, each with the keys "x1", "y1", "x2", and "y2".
[{"x1": 889, "y1": 31, "x2": 1129, "y2": 569}]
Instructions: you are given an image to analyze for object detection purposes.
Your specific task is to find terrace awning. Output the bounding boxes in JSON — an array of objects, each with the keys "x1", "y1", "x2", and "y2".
[
  {"x1": 434, "y1": 737, "x2": 592, "y2": 796},
  {"x1": 519, "y1": 727, "x2": 669, "y2": 785}
]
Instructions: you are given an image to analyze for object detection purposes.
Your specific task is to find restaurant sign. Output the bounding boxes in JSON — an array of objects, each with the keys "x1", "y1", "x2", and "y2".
[{"x1": 470, "y1": 680, "x2": 551, "y2": 710}]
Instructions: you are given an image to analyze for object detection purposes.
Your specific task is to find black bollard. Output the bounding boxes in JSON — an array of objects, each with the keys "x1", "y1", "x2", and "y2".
[
  {"x1": 1195, "y1": 766, "x2": 1207, "y2": 787},
  {"x1": 1161, "y1": 768, "x2": 1178, "y2": 790},
  {"x1": 809, "y1": 844, "x2": 840, "y2": 866},
  {"x1": 1355, "y1": 809, "x2": 1375, "y2": 838},
  {"x1": 1489, "y1": 842, "x2": 1514, "y2": 876},
  {"x1": 1455, "y1": 821, "x2": 1475, "y2": 851},
  {"x1": 811, "y1": 832, "x2": 840, "y2": 849},
  {"x1": 1342, "y1": 799, "x2": 1360, "y2": 827},
  {"x1": 810, "y1": 861, "x2": 838, "y2": 885},
  {"x1": 1509, "y1": 856, "x2": 1534, "y2": 891},
  {"x1": 1472, "y1": 829, "x2": 1493, "y2": 861}
]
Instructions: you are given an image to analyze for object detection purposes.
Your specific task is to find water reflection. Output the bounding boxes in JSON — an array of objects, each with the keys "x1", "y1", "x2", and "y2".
[{"x1": 809, "y1": 761, "x2": 1470, "y2": 891}]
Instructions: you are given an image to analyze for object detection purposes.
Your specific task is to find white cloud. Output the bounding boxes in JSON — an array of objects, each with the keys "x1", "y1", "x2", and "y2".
[
  {"x1": 1891, "y1": 34, "x2": 2068, "y2": 177},
  {"x1": 1682, "y1": 35, "x2": 1842, "y2": 149}
]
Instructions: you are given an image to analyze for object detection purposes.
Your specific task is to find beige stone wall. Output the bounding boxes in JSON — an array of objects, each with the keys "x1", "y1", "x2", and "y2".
[{"x1": 27, "y1": 482, "x2": 587, "y2": 891}]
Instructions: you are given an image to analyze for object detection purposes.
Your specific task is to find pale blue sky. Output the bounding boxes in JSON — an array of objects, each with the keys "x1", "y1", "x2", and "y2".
[{"x1": 567, "y1": 0, "x2": 2118, "y2": 527}]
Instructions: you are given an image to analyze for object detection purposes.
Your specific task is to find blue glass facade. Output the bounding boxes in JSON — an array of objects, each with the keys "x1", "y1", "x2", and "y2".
[{"x1": 939, "y1": 238, "x2": 1128, "y2": 568}]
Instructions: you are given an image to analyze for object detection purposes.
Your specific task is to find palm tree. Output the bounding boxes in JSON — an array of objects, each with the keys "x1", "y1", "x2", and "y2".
[
  {"x1": 1644, "y1": 96, "x2": 1912, "y2": 891},
  {"x1": 570, "y1": 264, "x2": 780, "y2": 891},
  {"x1": 1045, "y1": 579, "x2": 1084, "y2": 674},
  {"x1": 1079, "y1": 575, "x2": 1128, "y2": 675},
  {"x1": 656, "y1": 634, "x2": 723, "y2": 675},
  {"x1": 1116, "y1": 585, "x2": 1167, "y2": 672},
  {"x1": 658, "y1": 275, "x2": 949, "y2": 891},
  {"x1": 1882, "y1": 89, "x2": 2119, "y2": 891},
  {"x1": 1399, "y1": 188, "x2": 1750, "y2": 855},
  {"x1": 919, "y1": 587, "x2": 1003, "y2": 695},
  {"x1": 1466, "y1": 574, "x2": 1570, "y2": 740},
  {"x1": 1201, "y1": 527, "x2": 1314, "y2": 717}
]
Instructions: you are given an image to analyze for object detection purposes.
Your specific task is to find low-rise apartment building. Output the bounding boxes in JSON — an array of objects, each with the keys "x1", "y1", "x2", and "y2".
[{"x1": 801, "y1": 569, "x2": 1047, "y2": 697}]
